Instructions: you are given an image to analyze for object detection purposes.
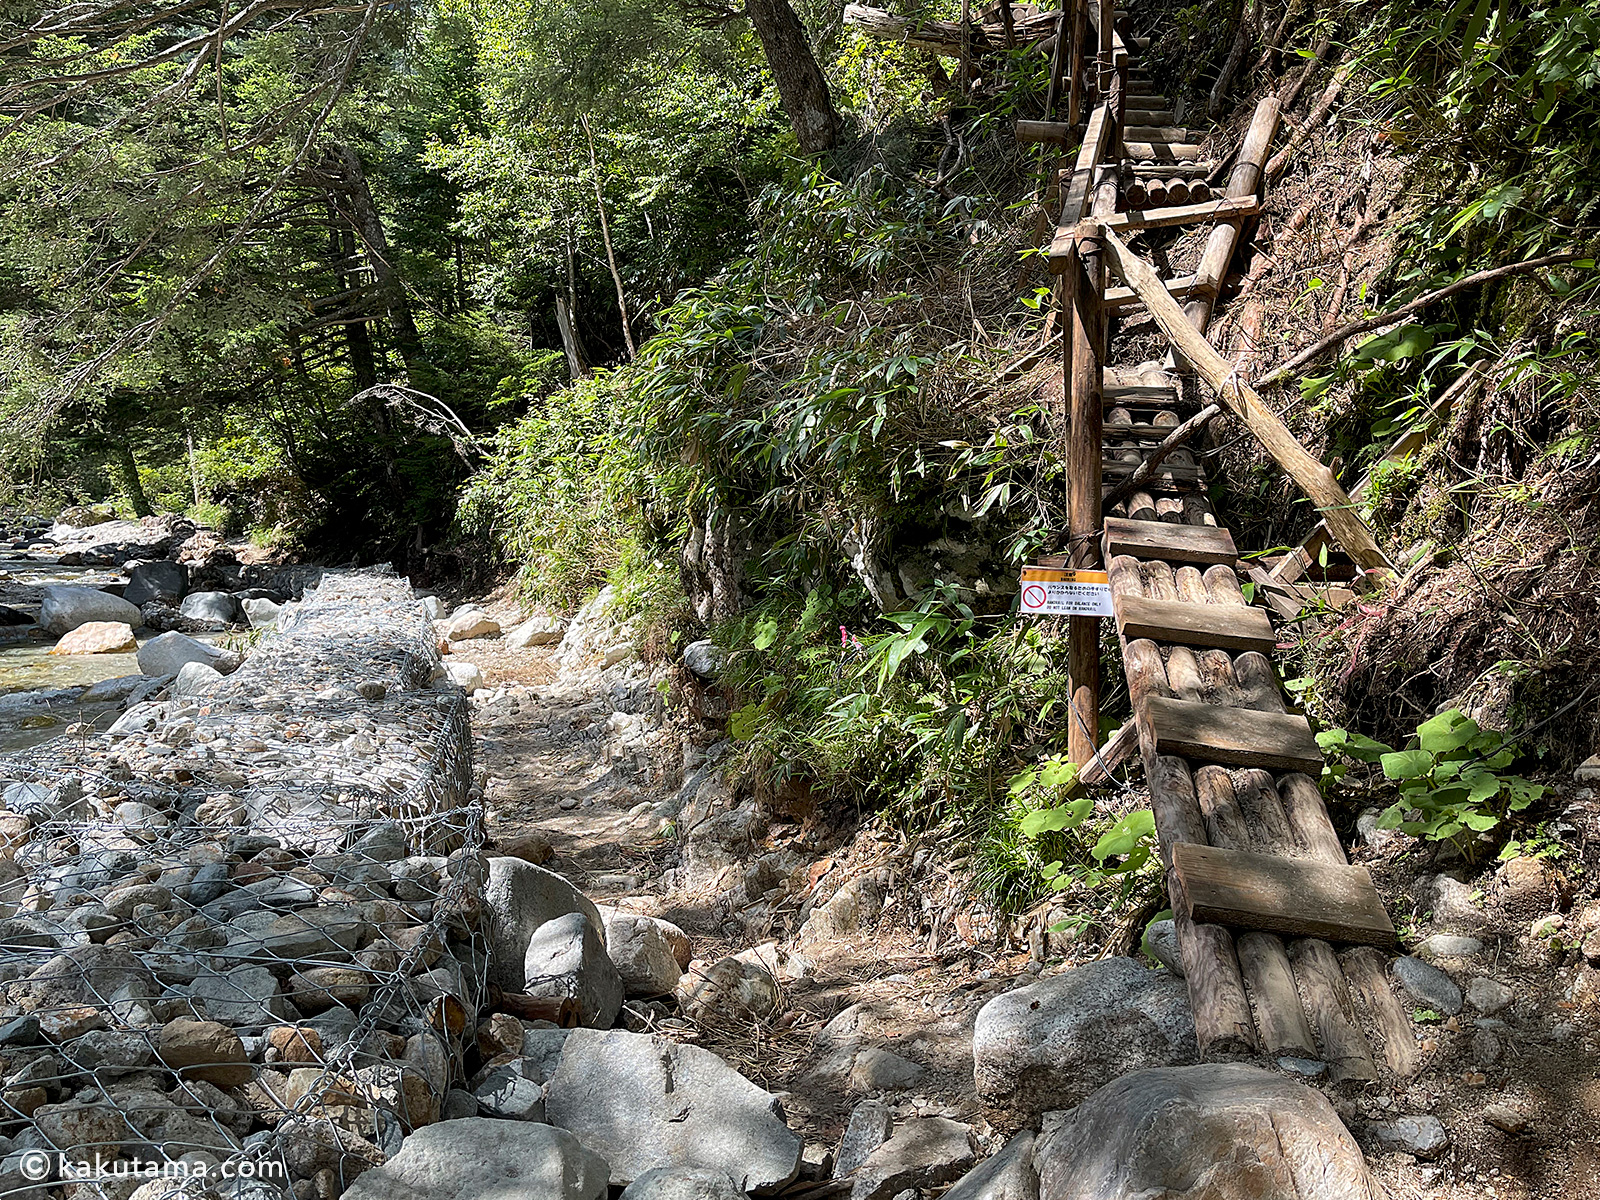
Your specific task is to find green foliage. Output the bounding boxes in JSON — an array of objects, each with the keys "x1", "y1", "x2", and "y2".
[{"x1": 1319, "y1": 708, "x2": 1545, "y2": 858}]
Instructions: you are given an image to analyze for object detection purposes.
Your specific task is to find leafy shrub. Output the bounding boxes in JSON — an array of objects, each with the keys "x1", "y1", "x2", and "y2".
[{"x1": 1319, "y1": 708, "x2": 1545, "y2": 859}]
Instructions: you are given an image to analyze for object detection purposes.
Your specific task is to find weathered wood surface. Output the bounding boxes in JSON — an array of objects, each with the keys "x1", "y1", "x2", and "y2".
[
  {"x1": 1288, "y1": 937, "x2": 1380, "y2": 1083},
  {"x1": 1143, "y1": 695, "x2": 1323, "y2": 772},
  {"x1": 1114, "y1": 594, "x2": 1276, "y2": 653},
  {"x1": 1103, "y1": 516, "x2": 1238, "y2": 564},
  {"x1": 1341, "y1": 946, "x2": 1423, "y2": 1079},
  {"x1": 1173, "y1": 842, "x2": 1396, "y2": 946}
]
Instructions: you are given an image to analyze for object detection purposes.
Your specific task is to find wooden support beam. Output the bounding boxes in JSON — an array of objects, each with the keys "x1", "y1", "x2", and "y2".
[
  {"x1": 1113, "y1": 594, "x2": 1276, "y2": 653},
  {"x1": 1142, "y1": 696, "x2": 1323, "y2": 772},
  {"x1": 1096, "y1": 222, "x2": 1392, "y2": 574},
  {"x1": 1015, "y1": 119, "x2": 1078, "y2": 143},
  {"x1": 1172, "y1": 842, "x2": 1395, "y2": 946}
]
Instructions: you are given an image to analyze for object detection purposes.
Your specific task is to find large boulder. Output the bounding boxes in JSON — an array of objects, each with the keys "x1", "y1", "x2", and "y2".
[
  {"x1": 38, "y1": 586, "x2": 142, "y2": 635},
  {"x1": 541, "y1": 1028, "x2": 803, "y2": 1190},
  {"x1": 942, "y1": 1132, "x2": 1037, "y2": 1200},
  {"x1": 179, "y1": 590, "x2": 243, "y2": 627},
  {"x1": 445, "y1": 610, "x2": 499, "y2": 641},
  {"x1": 123, "y1": 561, "x2": 188, "y2": 607},
  {"x1": 1032, "y1": 1064, "x2": 1378, "y2": 1200},
  {"x1": 620, "y1": 1168, "x2": 747, "y2": 1200},
  {"x1": 849, "y1": 1117, "x2": 976, "y2": 1200},
  {"x1": 523, "y1": 912, "x2": 624, "y2": 1029},
  {"x1": 136, "y1": 630, "x2": 237, "y2": 678},
  {"x1": 242, "y1": 596, "x2": 283, "y2": 629},
  {"x1": 50, "y1": 621, "x2": 137, "y2": 655},
  {"x1": 507, "y1": 615, "x2": 564, "y2": 648},
  {"x1": 973, "y1": 958, "x2": 1196, "y2": 1115},
  {"x1": 482, "y1": 858, "x2": 605, "y2": 992},
  {"x1": 341, "y1": 1118, "x2": 610, "y2": 1200}
]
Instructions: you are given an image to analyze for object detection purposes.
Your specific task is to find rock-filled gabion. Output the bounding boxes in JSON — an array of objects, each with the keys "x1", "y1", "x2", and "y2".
[{"x1": 0, "y1": 571, "x2": 485, "y2": 1199}]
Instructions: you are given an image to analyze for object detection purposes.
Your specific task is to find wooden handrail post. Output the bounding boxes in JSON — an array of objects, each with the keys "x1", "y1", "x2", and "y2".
[
  {"x1": 1066, "y1": 217, "x2": 1106, "y2": 767},
  {"x1": 1068, "y1": 0, "x2": 1087, "y2": 127},
  {"x1": 1098, "y1": 0, "x2": 1114, "y2": 92}
]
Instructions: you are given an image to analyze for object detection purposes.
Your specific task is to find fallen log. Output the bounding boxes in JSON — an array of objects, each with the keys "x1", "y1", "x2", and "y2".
[
  {"x1": 1093, "y1": 220, "x2": 1391, "y2": 573},
  {"x1": 1264, "y1": 61, "x2": 1351, "y2": 181},
  {"x1": 843, "y1": 3, "x2": 1056, "y2": 56}
]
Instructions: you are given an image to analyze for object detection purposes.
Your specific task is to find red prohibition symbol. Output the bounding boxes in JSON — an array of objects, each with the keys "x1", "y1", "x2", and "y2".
[{"x1": 1022, "y1": 584, "x2": 1048, "y2": 608}]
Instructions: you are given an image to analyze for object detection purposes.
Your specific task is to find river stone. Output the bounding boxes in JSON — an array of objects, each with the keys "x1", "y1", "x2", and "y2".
[
  {"x1": 136, "y1": 631, "x2": 234, "y2": 678},
  {"x1": 683, "y1": 640, "x2": 724, "y2": 681},
  {"x1": 157, "y1": 1018, "x2": 252, "y2": 1088},
  {"x1": 677, "y1": 955, "x2": 780, "y2": 1023},
  {"x1": 1467, "y1": 977, "x2": 1513, "y2": 1015},
  {"x1": 473, "y1": 1058, "x2": 546, "y2": 1121},
  {"x1": 242, "y1": 597, "x2": 282, "y2": 629},
  {"x1": 341, "y1": 1118, "x2": 610, "y2": 1200},
  {"x1": 620, "y1": 1168, "x2": 747, "y2": 1200},
  {"x1": 445, "y1": 610, "x2": 499, "y2": 641},
  {"x1": 942, "y1": 1131, "x2": 1037, "y2": 1200},
  {"x1": 834, "y1": 1100, "x2": 894, "y2": 1178},
  {"x1": 443, "y1": 660, "x2": 484, "y2": 691},
  {"x1": 973, "y1": 957, "x2": 1197, "y2": 1115},
  {"x1": 1415, "y1": 934, "x2": 1484, "y2": 959},
  {"x1": 507, "y1": 616, "x2": 564, "y2": 649},
  {"x1": 39, "y1": 586, "x2": 143, "y2": 635},
  {"x1": 1034, "y1": 1064, "x2": 1376, "y2": 1200},
  {"x1": 79, "y1": 674, "x2": 163, "y2": 703},
  {"x1": 542, "y1": 1028, "x2": 803, "y2": 1189},
  {"x1": 605, "y1": 914, "x2": 685, "y2": 997},
  {"x1": 50, "y1": 621, "x2": 137, "y2": 655},
  {"x1": 190, "y1": 964, "x2": 289, "y2": 1025},
  {"x1": 482, "y1": 858, "x2": 604, "y2": 992},
  {"x1": 124, "y1": 561, "x2": 187, "y2": 607},
  {"x1": 850, "y1": 1047, "x2": 923, "y2": 1093},
  {"x1": 1390, "y1": 956, "x2": 1463, "y2": 1016},
  {"x1": 523, "y1": 911, "x2": 624, "y2": 1029},
  {"x1": 1368, "y1": 1114, "x2": 1449, "y2": 1159},
  {"x1": 174, "y1": 660, "x2": 223, "y2": 696},
  {"x1": 849, "y1": 1117, "x2": 975, "y2": 1200},
  {"x1": 179, "y1": 591, "x2": 243, "y2": 626}
]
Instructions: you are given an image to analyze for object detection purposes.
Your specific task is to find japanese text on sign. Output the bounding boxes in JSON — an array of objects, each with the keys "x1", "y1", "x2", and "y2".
[{"x1": 1018, "y1": 566, "x2": 1114, "y2": 617}]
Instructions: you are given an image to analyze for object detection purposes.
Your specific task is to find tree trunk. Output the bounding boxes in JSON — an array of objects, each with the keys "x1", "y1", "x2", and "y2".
[
  {"x1": 331, "y1": 218, "x2": 379, "y2": 390},
  {"x1": 333, "y1": 144, "x2": 431, "y2": 391},
  {"x1": 556, "y1": 228, "x2": 590, "y2": 379},
  {"x1": 581, "y1": 115, "x2": 637, "y2": 358},
  {"x1": 186, "y1": 430, "x2": 202, "y2": 508},
  {"x1": 745, "y1": 0, "x2": 840, "y2": 154},
  {"x1": 109, "y1": 441, "x2": 153, "y2": 517}
]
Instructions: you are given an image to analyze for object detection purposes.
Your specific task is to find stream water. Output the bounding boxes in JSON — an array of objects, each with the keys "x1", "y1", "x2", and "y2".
[{"x1": 0, "y1": 557, "x2": 157, "y2": 753}]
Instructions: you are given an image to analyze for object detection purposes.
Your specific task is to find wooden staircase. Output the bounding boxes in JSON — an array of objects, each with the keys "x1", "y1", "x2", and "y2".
[{"x1": 1020, "y1": 3, "x2": 1419, "y2": 1082}]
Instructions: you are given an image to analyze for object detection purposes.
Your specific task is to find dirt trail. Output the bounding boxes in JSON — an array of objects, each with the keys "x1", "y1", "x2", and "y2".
[{"x1": 465, "y1": 633, "x2": 1013, "y2": 1155}]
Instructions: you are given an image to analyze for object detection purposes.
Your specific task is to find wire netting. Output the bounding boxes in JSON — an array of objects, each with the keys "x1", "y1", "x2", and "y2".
[{"x1": 0, "y1": 569, "x2": 485, "y2": 1199}]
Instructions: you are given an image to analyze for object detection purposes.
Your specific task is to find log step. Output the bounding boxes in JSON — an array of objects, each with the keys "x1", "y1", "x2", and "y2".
[
  {"x1": 1173, "y1": 843, "x2": 1396, "y2": 947},
  {"x1": 1101, "y1": 460, "x2": 1204, "y2": 482},
  {"x1": 1103, "y1": 516, "x2": 1238, "y2": 565},
  {"x1": 1112, "y1": 594, "x2": 1275, "y2": 653},
  {"x1": 1142, "y1": 696, "x2": 1324, "y2": 773},
  {"x1": 1128, "y1": 161, "x2": 1217, "y2": 177},
  {"x1": 1124, "y1": 109, "x2": 1177, "y2": 125}
]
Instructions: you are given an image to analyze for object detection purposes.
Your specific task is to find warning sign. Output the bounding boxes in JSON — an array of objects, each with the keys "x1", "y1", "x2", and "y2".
[{"x1": 1018, "y1": 566, "x2": 1114, "y2": 617}]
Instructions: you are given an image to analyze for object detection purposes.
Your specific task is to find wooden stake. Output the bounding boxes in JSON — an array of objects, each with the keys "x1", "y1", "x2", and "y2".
[{"x1": 1095, "y1": 222, "x2": 1392, "y2": 573}]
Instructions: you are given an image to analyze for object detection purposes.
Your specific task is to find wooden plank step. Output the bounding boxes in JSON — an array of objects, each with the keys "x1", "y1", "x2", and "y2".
[
  {"x1": 1173, "y1": 842, "x2": 1396, "y2": 947},
  {"x1": 1142, "y1": 696, "x2": 1323, "y2": 772},
  {"x1": 1103, "y1": 422, "x2": 1188, "y2": 438},
  {"x1": 1103, "y1": 516, "x2": 1238, "y2": 565},
  {"x1": 1102, "y1": 195, "x2": 1261, "y2": 233},
  {"x1": 1128, "y1": 161, "x2": 1216, "y2": 178},
  {"x1": 1121, "y1": 141, "x2": 1205, "y2": 161},
  {"x1": 1113, "y1": 594, "x2": 1274, "y2": 652},
  {"x1": 1123, "y1": 124, "x2": 1188, "y2": 141},
  {"x1": 1102, "y1": 460, "x2": 1204, "y2": 482},
  {"x1": 1103, "y1": 382, "x2": 1178, "y2": 401},
  {"x1": 1124, "y1": 109, "x2": 1177, "y2": 125}
]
